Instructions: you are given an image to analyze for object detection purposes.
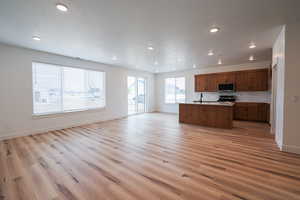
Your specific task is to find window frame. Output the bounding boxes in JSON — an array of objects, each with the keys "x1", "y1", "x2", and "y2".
[
  {"x1": 164, "y1": 77, "x2": 186, "y2": 104},
  {"x1": 32, "y1": 61, "x2": 106, "y2": 117}
]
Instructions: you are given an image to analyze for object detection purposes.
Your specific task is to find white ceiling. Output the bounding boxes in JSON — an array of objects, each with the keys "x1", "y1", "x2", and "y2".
[{"x1": 0, "y1": 0, "x2": 299, "y2": 73}]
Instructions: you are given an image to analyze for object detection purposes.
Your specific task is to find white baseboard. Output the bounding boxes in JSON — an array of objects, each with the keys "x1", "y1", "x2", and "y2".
[
  {"x1": 281, "y1": 144, "x2": 300, "y2": 155},
  {"x1": 275, "y1": 135, "x2": 300, "y2": 155},
  {"x1": 0, "y1": 115, "x2": 125, "y2": 141}
]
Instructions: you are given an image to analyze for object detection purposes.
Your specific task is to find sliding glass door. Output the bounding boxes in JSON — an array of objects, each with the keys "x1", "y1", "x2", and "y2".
[{"x1": 128, "y1": 76, "x2": 146, "y2": 115}]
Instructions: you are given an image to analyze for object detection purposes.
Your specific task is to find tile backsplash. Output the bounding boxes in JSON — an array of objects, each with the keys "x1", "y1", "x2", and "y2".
[{"x1": 194, "y1": 91, "x2": 271, "y2": 103}]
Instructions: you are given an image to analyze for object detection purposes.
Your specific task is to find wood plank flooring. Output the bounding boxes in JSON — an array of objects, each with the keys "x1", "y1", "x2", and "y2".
[{"x1": 1, "y1": 113, "x2": 300, "y2": 200}]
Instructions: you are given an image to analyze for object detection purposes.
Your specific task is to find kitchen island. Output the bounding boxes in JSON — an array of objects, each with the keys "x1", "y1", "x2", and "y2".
[{"x1": 179, "y1": 102, "x2": 234, "y2": 129}]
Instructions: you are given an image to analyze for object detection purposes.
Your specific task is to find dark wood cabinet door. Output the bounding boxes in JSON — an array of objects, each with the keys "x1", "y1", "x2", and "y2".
[
  {"x1": 255, "y1": 69, "x2": 268, "y2": 91},
  {"x1": 225, "y1": 72, "x2": 236, "y2": 84},
  {"x1": 235, "y1": 71, "x2": 249, "y2": 91},
  {"x1": 195, "y1": 75, "x2": 206, "y2": 92},
  {"x1": 257, "y1": 103, "x2": 269, "y2": 122},
  {"x1": 247, "y1": 71, "x2": 257, "y2": 91},
  {"x1": 207, "y1": 74, "x2": 218, "y2": 92},
  {"x1": 217, "y1": 72, "x2": 235, "y2": 85},
  {"x1": 179, "y1": 104, "x2": 186, "y2": 123},
  {"x1": 195, "y1": 75, "x2": 199, "y2": 91},
  {"x1": 247, "y1": 103, "x2": 259, "y2": 121},
  {"x1": 234, "y1": 103, "x2": 248, "y2": 120}
]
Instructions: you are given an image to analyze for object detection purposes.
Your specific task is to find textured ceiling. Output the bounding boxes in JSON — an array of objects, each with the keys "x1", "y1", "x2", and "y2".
[{"x1": 0, "y1": 0, "x2": 299, "y2": 73}]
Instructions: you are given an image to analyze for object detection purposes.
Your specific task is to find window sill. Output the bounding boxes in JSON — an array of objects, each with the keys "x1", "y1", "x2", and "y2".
[{"x1": 32, "y1": 107, "x2": 106, "y2": 119}]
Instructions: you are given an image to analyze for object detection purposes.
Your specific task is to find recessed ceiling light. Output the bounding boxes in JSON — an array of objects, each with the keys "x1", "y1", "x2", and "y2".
[
  {"x1": 208, "y1": 50, "x2": 214, "y2": 56},
  {"x1": 112, "y1": 56, "x2": 117, "y2": 61},
  {"x1": 249, "y1": 55, "x2": 255, "y2": 61},
  {"x1": 193, "y1": 64, "x2": 196, "y2": 68},
  {"x1": 56, "y1": 3, "x2": 68, "y2": 12},
  {"x1": 210, "y1": 27, "x2": 220, "y2": 33},
  {"x1": 32, "y1": 36, "x2": 41, "y2": 41},
  {"x1": 249, "y1": 43, "x2": 256, "y2": 49},
  {"x1": 218, "y1": 59, "x2": 222, "y2": 65},
  {"x1": 147, "y1": 46, "x2": 154, "y2": 50},
  {"x1": 154, "y1": 61, "x2": 158, "y2": 65}
]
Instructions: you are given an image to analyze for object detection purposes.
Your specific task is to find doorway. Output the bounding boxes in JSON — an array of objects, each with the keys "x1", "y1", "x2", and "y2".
[{"x1": 128, "y1": 76, "x2": 146, "y2": 115}]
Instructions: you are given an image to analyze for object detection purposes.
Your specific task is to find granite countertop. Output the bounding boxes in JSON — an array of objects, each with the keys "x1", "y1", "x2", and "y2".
[{"x1": 180, "y1": 101, "x2": 235, "y2": 107}]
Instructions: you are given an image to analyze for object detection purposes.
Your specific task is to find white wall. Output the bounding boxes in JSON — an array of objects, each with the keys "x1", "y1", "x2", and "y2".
[
  {"x1": 281, "y1": 22, "x2": 300, "y2": 154},
  {"x1": 0, "y1": 43, "x2": 155, "y2": 140},
  {"x1": 272, "y1": 22, "x2": 300, "y2": 154},
  {"x1": 155, "y1": 61, "x2": 271, "y2": 114}
]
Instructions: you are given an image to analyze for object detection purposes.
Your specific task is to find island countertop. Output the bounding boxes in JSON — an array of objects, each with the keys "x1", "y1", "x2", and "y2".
[{"x1": 179, "y1": 101, "x2": 235, "y2": 107}]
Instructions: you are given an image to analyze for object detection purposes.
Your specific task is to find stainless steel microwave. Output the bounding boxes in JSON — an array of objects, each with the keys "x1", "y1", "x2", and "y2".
[{"x1": 218, "y1": 83, "x2": 235, "y2": 92}]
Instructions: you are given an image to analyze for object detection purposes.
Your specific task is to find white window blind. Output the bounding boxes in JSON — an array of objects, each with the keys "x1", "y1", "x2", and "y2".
[
  {"x1": 32, "y1": 62, "x2": 105, "y2": 115},
  {"x1": 165, "y1": 77, "x2": 186, "y2": 103}
]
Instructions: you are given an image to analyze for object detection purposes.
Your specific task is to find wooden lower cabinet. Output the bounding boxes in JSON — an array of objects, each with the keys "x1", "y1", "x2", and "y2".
[
  {"x1": 179, "y1": 104, "x2": 233, "y2": 129},
  {"x1": 234, "y1": 103, "x2": 248, "y2": 120},
  {"x1": 234, "y1": 102, "x2": 270, "y2": 122}
]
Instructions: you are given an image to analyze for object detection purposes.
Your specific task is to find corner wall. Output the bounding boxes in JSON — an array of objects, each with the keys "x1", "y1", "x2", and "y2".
[
  {"x1": 281, "y1": 22, "x2": 300, "y2": 154},
  {"x1": 0, "y1": 43, "x2": 155, "y2": 140},
  {"x1": 272, "y1": 26, "x2": 286, "y2": 149}
]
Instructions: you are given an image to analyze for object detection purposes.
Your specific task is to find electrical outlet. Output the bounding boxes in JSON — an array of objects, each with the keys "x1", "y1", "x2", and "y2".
[{"x1": 292, "y1": 96, "x2": 299, "y2": 103}]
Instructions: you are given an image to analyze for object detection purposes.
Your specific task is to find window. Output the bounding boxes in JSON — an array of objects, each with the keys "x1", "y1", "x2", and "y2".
[
  {"x1": 32, "y1": 62, "x2": 105, "y2": 115},
  {"x1": 165, "y1": 77, "x2": 185, "y2": 103}
]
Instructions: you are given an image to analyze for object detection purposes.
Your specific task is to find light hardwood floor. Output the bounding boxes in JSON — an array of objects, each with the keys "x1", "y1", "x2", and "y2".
[{"x1": 1, "y1": 113, "x2": 300, "y2": 200}]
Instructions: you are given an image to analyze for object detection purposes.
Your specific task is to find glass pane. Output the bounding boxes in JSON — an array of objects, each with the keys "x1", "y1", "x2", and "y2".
[
  {"x1": 165, "y1": 78, "x2": 176, "y2": 103},
  {"x1": 128, "y1": 76, "x2": 137, "y2": 114},
  {"x1": 137, "y1": 78, "x2": 145, "y2": 113},
  {"x1": 85, "y1": 70, "x2": 105, "y2": 109},
  {"x1": 63, "y1": 67, "x2": 105, "y2": 111},
  {"x1": 63, "y1": 67, "x2": 86, "y2": 111},
  {"x1": 175, "y1": 77, "x2": 185, "y2": 103},
  {"x1": 33, "y1": 63, "x2": 62, "y2": 114}
]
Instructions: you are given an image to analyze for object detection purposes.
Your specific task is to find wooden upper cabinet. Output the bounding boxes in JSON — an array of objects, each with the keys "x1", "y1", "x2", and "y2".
[
  {"x1": 235, "y1": 71, "x2": 248, "y2": 91},
  {"x1": 236, "y1": 69, "x2": 268, "y2": 91},
  {"x1": 195, "y1": 74, "x2": 206, "y2": 91},
  {"x1": 195, "y1": 73, "x2": 218, "y2": 92},
  {"x1": 207, "y1": 74, "x2": 218, "y2": 91},
  {"x1": 195, "y1": 68, "x2": 268, "y2": 92},
  {"x1": 217, "y1": 72, "x2": 235, "y2": 85}
]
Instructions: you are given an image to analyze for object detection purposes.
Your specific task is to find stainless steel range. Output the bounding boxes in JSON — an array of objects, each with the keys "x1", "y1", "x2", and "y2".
[{"x1": 218, "y1": 95, "x2": 236, "y2": 102}]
